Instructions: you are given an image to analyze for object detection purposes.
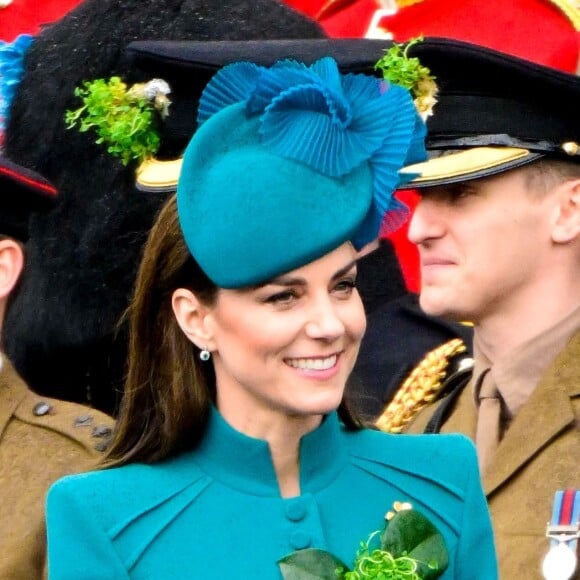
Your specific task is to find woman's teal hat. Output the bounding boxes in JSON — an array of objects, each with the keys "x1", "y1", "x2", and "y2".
[{"x1": 177, "y1": 57, "x2": 426, "y2": 288}]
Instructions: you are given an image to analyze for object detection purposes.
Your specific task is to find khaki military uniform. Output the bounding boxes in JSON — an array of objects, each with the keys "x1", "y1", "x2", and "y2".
[
  {"x1": 406, "y1": 332, "x2": 580, "y2": 579},
  {"x1": 0, "y1": 356, "x2": 113, "y2": 579}
]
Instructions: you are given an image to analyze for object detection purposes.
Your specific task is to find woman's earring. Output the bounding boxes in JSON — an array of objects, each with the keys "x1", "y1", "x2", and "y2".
[{"x1": 199, "y1": 348, "x2": 211, "y2": 362}]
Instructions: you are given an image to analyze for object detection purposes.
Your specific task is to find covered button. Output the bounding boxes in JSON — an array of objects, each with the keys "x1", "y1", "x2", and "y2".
[
  {"x1": 289, "y1": 530, "x2": 312, "y2": 550},
  {"x1": 92, "y1": 425, "x2": 113, "y2": 438},
  {"x1": 74, "y1": 414, "x2": 93, "y2": 426},
  {"x1": 285, "y1": 500, "x2": 308, "y2": 522}
]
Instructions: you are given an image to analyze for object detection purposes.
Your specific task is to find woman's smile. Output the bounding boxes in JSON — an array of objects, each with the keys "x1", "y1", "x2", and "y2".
[
  {"x1": 195, "y1": 243, "x2": 365, "y2": 428},
  {"x1": 285, "y1": 353, "x2": 339, "y2": 371}
]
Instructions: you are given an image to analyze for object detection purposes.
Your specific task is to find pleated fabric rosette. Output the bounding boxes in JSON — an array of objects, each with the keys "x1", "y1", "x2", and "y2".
[{"x1": 177, "y1": 57, "x2": 426, "y2": 288}]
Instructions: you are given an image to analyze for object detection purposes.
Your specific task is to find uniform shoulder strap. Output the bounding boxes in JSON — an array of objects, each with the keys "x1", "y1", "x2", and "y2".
[
  {"x1": 14, "y1": 385, "x2": 114, "y2": 454},
  {"x1": 375, "y1": 338, "x2": 473, "y2": 433},
  {"x1": 423, "y1": 374, "x2": 471, "y2": 434}
]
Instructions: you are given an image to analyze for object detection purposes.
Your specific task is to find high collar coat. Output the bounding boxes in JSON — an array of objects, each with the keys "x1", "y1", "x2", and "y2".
[{"x1": 46, "y1": 411, "x2": 497, "y2": 578}]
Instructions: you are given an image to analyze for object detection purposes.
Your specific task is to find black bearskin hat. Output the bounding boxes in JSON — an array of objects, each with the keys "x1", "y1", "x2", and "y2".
[{"x1": 3, "y1": 0, "x2": 325, "y2": 414}]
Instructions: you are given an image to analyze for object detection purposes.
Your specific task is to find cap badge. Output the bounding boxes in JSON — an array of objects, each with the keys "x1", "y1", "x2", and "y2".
[{"x1": 561, "y1": 142, "x2": 579, "y2": 156}]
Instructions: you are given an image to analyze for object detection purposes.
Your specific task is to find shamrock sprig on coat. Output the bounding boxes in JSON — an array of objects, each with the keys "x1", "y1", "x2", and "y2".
[{"x1": 278, "y1": 502, "x2": 448, "y2": 579}]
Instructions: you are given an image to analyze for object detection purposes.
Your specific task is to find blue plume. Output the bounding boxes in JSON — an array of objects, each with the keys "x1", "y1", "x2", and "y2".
[{"x1": 0, "y1": 34, "x2": 34, "y2": 138}]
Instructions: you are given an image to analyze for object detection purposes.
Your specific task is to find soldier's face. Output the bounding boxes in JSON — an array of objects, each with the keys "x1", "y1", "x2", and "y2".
[{"x1": 408, "y1": 167, "x2": 557, "y2": 324}]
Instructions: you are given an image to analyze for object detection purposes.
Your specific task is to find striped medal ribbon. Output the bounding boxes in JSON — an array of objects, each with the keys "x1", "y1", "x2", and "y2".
[{"x1": 542, "y1": 489, "x2": 580, "y2": 580}]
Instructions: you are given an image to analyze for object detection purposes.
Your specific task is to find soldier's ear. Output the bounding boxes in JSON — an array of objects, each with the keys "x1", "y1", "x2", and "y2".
[
  {"x1": 0, "y1": 239, "x2": 24, "y2": 302},
  {"x1": 551, "y1": 178, "x2": 580, "y2": 244}
]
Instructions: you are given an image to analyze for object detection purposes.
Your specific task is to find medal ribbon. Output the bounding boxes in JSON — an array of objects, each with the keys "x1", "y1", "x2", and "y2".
[{"x1": 549, "y1": 489, "x2": 580, "y2": 551}]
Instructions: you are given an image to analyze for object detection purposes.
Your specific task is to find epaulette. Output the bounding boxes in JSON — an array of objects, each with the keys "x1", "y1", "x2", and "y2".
[
  {"x1": 375, "y1": 338, "x2": 474, "y2": 433},
  {"x1": 14, "y1": 390, "x2": 114, "y2": 454}
]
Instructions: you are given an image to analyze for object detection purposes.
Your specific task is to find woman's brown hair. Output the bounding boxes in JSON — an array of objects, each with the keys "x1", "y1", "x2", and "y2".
[
  {"x1": 105, "y1": 195, "x2": 361, "y2": 467},
  {"x1": 104, "y1": 195, "x2": 218, "y2": 467}
]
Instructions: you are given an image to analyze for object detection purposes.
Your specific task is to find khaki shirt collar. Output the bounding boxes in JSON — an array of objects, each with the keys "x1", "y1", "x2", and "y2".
[{"x1": 472, "y1": 305, "x2": 580, "y2": 420}]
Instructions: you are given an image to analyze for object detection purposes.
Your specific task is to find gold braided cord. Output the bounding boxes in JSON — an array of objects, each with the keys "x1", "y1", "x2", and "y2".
[
  {"x1": 547, "y1": 0, "x2": 580, "y2": 30},
  {"x1": 374, "y1": 338, "x2": 467, "y2": 434}
]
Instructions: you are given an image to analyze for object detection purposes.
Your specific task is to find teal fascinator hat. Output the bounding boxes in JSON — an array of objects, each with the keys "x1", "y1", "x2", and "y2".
[{"x1": 177, "y1": 57, "x2": 426, "y2": 288}]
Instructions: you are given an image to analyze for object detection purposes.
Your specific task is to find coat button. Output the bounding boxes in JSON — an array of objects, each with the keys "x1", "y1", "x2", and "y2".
[
  {"x1": 74, "y1": 414, "x2": 93, "y2": 426},
  {"x1": 285, "y1": 500, "x2": 307, "y2": 522},
  {"x1": 289, "y1": 531, "x2": 311, "y2": 550},
  {"x1": 94, "y1": 441, "x2": 109, "y2": 452},
  {"x1": 92, "y1": 425, "x2": 112, "y2": 438},
  {"x1": 32, "y1": 401, "x2": 52, "y2": 416}
]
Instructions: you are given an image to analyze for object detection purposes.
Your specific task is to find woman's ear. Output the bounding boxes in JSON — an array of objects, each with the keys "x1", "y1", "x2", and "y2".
[
  {"x1": 552, "y1": 179, "x2": 580, "y2": 244},
  {"x1": 0, "y1": 239, "x2": 24, "y2": 302},
  {"x1": 171, "y1": 288, "x2": 216, "y2": 351}
]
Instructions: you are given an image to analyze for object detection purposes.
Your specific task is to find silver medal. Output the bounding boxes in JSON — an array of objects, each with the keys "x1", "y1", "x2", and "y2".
[{"x1": 542, "y1": 542, "x2": 577, "y2": 580}]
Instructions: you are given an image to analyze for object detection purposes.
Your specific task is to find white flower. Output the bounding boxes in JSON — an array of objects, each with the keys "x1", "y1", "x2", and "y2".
[{"x1": 144, "y1": 78, "x2": 171, "y2": 100}]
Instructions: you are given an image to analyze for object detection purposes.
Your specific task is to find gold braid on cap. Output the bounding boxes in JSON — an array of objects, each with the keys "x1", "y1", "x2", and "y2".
[
  {"x1": 374, "y1": 338, "x2": 467, "y2": 433},
  {"x1": 547, "y1": 0, "x2": 580, "y2": 30}
]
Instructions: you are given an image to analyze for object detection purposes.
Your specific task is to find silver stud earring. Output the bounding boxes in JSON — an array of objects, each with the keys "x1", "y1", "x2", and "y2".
[{"x1": 199, "y1": 348, "x2": 211, "y2": 362}]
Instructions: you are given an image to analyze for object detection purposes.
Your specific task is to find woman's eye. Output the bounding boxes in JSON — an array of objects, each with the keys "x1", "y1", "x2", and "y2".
[
  {"x1": 264, "y1": 290, "x2": 297, "y2": 305},
  {"x1": 334, "y1": 279, "x2": 357, "y2": 295}
]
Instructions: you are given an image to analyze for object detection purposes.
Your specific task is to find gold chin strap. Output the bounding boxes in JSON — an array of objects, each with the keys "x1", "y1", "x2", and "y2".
[{"x1": 374, "y1": 338, "x2": 469, "y2": 433}]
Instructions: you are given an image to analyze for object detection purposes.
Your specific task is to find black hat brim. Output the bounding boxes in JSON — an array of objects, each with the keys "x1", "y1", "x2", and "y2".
[
  {"x1": 398, "y1": 37, "x2": 580, "y2": 188},
  {"x1": 398, "y1": 147, "x2": 544, "y2": 189},
  {"x1": 128, "y1": 38, "x2": 395, "y2": 191}
]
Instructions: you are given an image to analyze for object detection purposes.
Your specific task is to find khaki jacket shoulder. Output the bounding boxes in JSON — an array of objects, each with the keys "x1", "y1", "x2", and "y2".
[{"x1": 0, "y1": 358, "x2": 114, "y2": 579}]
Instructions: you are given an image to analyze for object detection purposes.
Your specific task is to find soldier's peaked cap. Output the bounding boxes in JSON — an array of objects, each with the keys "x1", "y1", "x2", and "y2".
[
  {"x1": 0, "y1": 158, "x2": 57, "y2": 241},
  {"x1": 126, "y1": 38, "x2": 396, "y2": 192},
  {"x1": 399, "y1": 37, "x2": 580, "y2": 188}
]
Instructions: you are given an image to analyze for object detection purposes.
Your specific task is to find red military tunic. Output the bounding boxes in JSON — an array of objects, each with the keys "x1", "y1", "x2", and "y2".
[
  {"x1": 0, "y1": 0, "x2": 84, "y2": 41},
  {"x1": 283, "y1": 0, "x2": 579, "y2": 72}
]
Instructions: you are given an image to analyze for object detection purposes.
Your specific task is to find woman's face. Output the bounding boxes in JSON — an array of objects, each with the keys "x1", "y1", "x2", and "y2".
[{"x1": 200, "y1": 243, "x2": 366, "y2": 428}]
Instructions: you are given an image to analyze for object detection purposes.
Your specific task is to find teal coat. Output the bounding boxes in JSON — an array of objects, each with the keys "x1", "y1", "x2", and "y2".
[{"x1": 46, "y1": 411, "x2": 497, "y2": 579}]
